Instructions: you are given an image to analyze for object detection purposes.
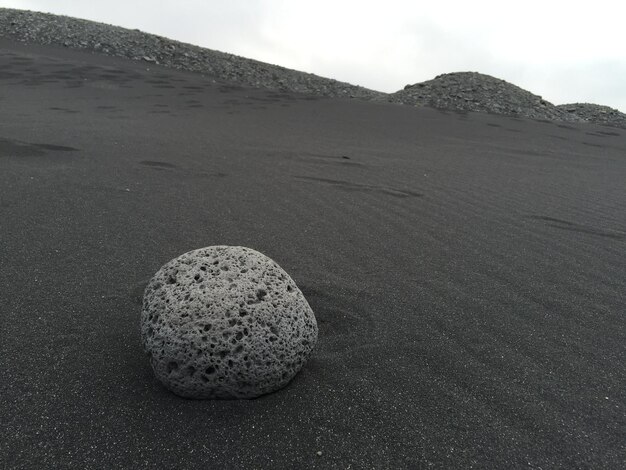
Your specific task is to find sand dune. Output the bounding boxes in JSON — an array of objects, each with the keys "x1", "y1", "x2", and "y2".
[
  {"x1": 0, "y1": 8, "x2": 383, "y2": 100},
  {"x1": 1, "y1": 35, "x2": 625, "y2": 469},
  {"x1": 1, "y1": 8, "x2": 625, "y2": 129}
]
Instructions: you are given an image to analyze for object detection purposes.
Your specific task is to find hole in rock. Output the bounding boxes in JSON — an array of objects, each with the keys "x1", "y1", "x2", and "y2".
[
  {"x1": 205, "y1": 366, "x2": 216, "y2": 375},
  {"x1": 256, "y1": 289, "x2": 267, "y2": 301},
  {"x1": 167, "y1": 361, "x2": 178, "y2": 374}
]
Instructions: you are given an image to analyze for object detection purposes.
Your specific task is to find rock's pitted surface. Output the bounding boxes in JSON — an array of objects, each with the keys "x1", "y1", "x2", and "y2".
[
  {"x1": 386, "y1": 72, "x2": 586, "y2": 123},
  {"x1": 556, "y1": 103, "x2": 626, "y2": 129},
  {"x1": 140, "y1": 246, "x2": 318, "y2": 399}
]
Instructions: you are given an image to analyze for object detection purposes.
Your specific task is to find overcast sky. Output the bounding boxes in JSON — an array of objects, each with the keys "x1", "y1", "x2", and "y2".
[{"x1": 4, "y1": 0, "x2": 626, "y2": 110}]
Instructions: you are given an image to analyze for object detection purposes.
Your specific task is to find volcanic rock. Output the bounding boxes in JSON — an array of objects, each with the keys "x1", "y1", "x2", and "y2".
[{"x1": 140, "y1": 246, "x2": 318, "y2": 399}]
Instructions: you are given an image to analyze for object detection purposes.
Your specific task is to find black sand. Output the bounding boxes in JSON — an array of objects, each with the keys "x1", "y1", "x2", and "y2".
[{"x1": 1, "y1": 40, "x2": 625, "y2": 469}]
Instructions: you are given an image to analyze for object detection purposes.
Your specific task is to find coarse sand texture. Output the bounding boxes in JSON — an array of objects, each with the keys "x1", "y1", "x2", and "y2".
[{"x1": 141, "y1": 246, "x2": 318, "y2": 399}]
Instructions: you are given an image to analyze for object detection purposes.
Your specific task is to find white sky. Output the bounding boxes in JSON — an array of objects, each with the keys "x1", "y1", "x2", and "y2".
[{"x1": 4, "y1": 0, "x2": 626, "y2": 110}]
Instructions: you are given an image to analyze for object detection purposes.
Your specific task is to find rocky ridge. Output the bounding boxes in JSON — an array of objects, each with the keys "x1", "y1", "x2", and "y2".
[
  {"x1": 388, "y1": 72, "x2": 585, "y2": 123},
  {"x1": 0, "y1": 8, "x2": 384, "y2": 100},
  {"x1": 1, "y1": 8, "x2": 624, "y2": 128},
  {"x1": 556, "y1": 103, "x2": 626, "y2": 129}
]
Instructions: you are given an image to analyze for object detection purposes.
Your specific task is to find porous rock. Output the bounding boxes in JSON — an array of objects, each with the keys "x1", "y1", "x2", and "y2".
[{"x1": 140, "y1": 246, "x2": 318, "y2": 399}]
